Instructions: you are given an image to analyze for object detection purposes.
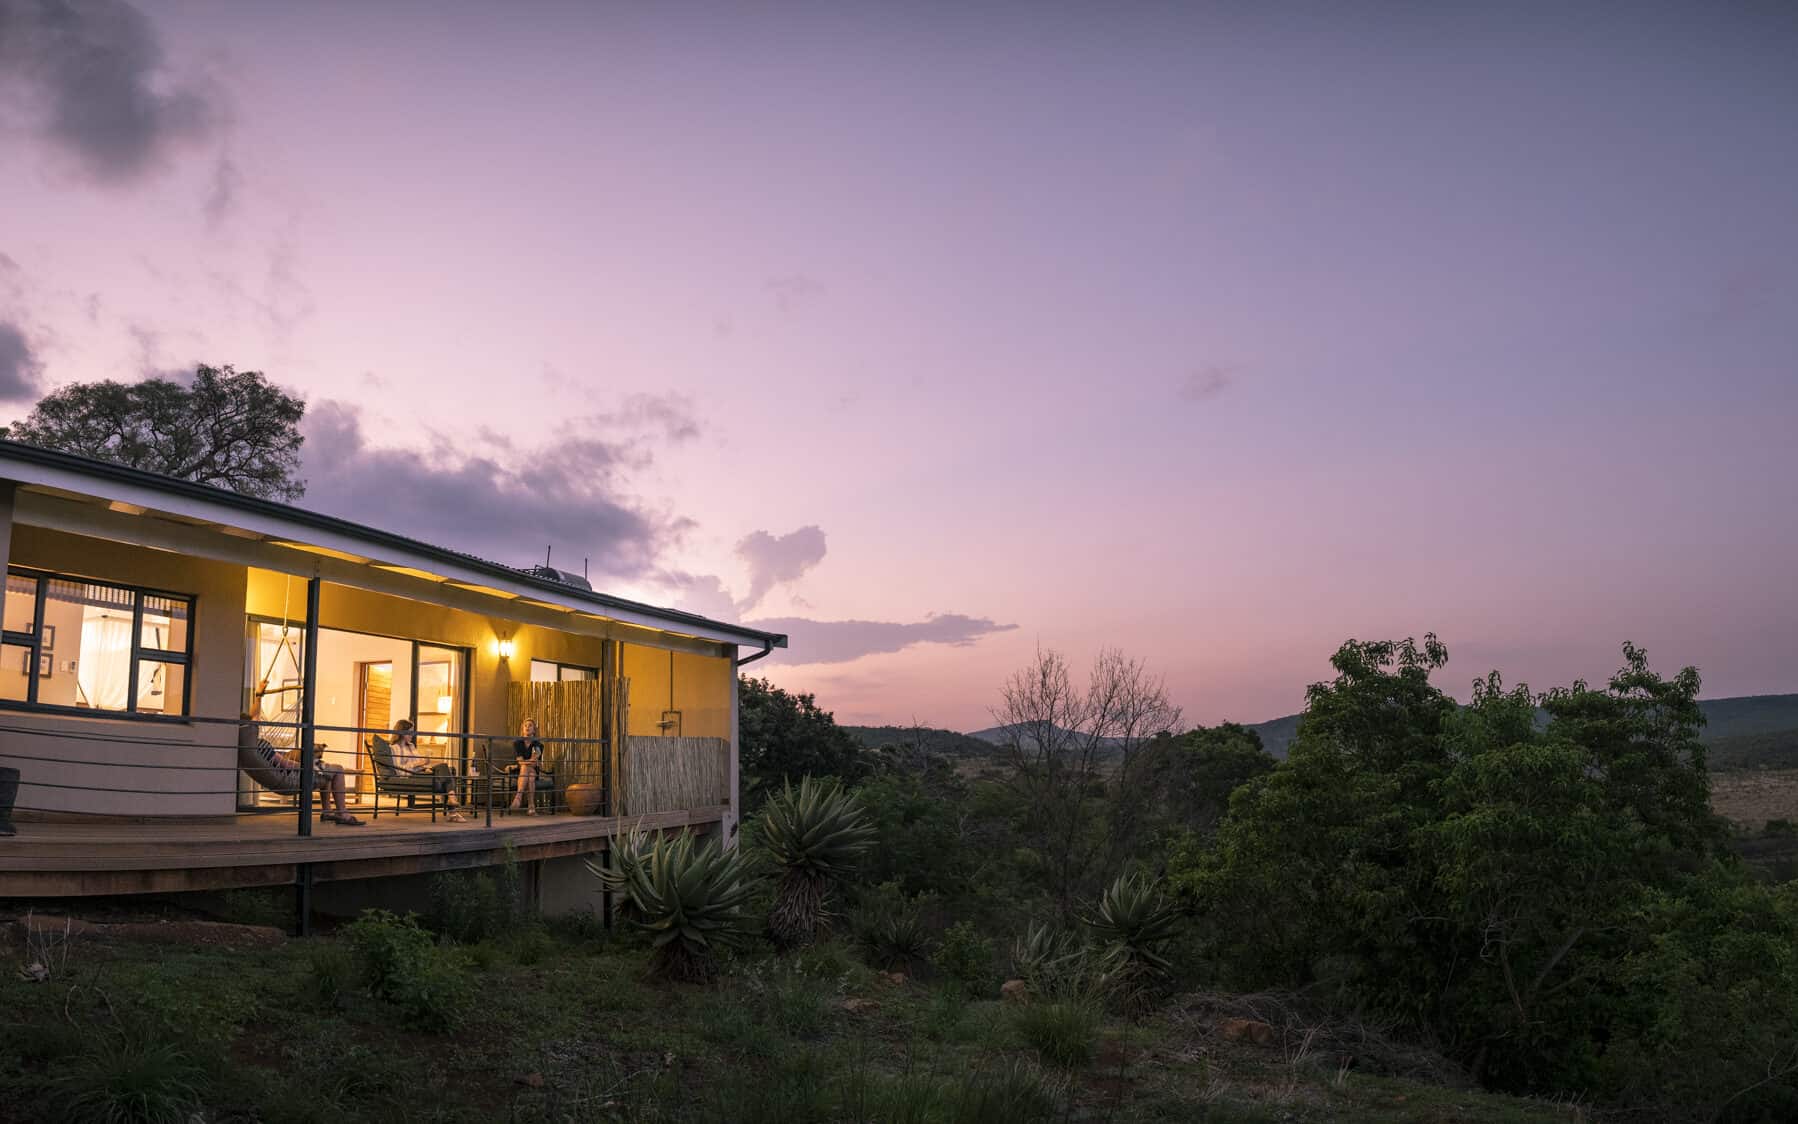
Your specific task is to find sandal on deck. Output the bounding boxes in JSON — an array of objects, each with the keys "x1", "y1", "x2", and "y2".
[{"x1": 324, "y1": 813, "x2": 366, "y2": 826}]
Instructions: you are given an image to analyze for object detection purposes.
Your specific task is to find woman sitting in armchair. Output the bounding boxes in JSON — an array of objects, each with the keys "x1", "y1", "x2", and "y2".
[{"x1": 391, "y1": 719, "x2": 468, "y2": 823}]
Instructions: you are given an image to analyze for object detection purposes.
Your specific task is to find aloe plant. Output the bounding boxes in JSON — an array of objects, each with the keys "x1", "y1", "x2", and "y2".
[
  {"x1": 585, "y1": 828, "x2": 760, "y2": 981},
  {"x1": 1011, "y1": 921, "x2": 1099, "y2": 1000},
  {"x1": 1086, "y1": 873, "x2": 1183, "y2": 995},
  {"x1": 758, "y1": 777, "x2": 877, "y2": 949}
]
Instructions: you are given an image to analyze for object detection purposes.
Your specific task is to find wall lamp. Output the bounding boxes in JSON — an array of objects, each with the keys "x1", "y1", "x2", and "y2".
[{"x1": 496, "y1": 638, "x2": 516, "y2": 660}]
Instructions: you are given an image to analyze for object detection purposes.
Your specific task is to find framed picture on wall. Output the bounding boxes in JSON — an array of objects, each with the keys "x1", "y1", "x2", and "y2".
[
  {"x1": 37, "y1": 653, "x2": 52, "y2": 678},
  {"x1": 40, "y1": 624, "x2": 55, "y2": 650}
]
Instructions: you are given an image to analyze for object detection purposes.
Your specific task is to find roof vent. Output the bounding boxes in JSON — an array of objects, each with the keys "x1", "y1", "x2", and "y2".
[{"x1": 528, "y1": 566, "x2": 593, "y2": 591}]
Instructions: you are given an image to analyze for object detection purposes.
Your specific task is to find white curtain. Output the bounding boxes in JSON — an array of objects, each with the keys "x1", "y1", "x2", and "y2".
[{"x1": 77, "y1": 615, "x2": 132, "y2": 710}]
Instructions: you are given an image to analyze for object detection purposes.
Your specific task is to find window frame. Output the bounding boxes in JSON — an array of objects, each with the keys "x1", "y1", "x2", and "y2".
[
  {"x1": 529, "y1": 657, "x2": 599, "y2": 683},
  {"x1": 2, "y1": 567, "x2": 196, "y2": 721}
]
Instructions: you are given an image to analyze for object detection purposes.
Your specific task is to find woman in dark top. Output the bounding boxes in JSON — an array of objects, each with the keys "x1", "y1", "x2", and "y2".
[{"x1": 510, "y1": 717, "x2": 545, "y2": 815}]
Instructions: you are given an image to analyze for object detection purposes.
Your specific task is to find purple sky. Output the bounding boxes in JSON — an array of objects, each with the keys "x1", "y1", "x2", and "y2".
[{"x1": 2, "y1": 1, "x2": 1795, "y2": 730}]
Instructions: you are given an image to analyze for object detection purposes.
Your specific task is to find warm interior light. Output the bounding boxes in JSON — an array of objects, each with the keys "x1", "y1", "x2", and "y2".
[
  {"x1": 497, "y1": 639, "x2": 515, "y2": 659},
  {"x1": 436, "y1": 694, "x2": 454, "y2": 714}
]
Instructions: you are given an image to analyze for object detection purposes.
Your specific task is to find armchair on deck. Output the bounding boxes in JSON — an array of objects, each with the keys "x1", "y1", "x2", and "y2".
[
  {"x1": 365, "y1": 734, "x2": 453, "y2": 822},
  {"x1": 498, "y1": 749, "x2": 557, "y2": 817}
]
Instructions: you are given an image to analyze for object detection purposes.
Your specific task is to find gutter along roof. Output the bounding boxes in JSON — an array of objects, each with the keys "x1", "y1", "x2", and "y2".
[{"x1": 0, "y1": 439, "x2": 787, "y2": 651}]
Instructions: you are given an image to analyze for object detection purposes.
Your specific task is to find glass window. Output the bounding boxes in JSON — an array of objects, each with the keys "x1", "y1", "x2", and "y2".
[
  {"x1": 140, "y1": 595, "x2": 189, "y2": 654},
  {"x1": 3, "y1": 573, "x2": 37, "y2": 636},
  {"x1": 74, "y1": 602, "x2": 136, "y2": 711},
  {"x1": 531, "y1": 658, "x2": 597, "y2": 682},
  {"x1": 136, "y1": 660, "x2": 186, "y2": 715},
  {"x1": 415, "y1": 644, "x2": 466, "y2": 766},
  {"x1": 1, "y1": 643, "x2": 31, "y2": 703},
  {"x1": 2, "y1": 569, "x2": 193, "y2": 717}
]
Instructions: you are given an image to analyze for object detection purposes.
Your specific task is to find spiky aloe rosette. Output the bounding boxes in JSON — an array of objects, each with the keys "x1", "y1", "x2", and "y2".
[
  {"x1": 586, "y1": 828, "x2": 760, "y2": 982},
  {"x1": 759, "y1": 777, "x2": 877, "y2": 950},
  {"x1": 1086, "y1": 873, "x2": 1183, "y2": 1001}
]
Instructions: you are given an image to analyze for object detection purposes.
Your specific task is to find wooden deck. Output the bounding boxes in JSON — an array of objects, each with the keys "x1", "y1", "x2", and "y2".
[{"x1": 0, "y1": 805, "x2": 729, "y2": 897}]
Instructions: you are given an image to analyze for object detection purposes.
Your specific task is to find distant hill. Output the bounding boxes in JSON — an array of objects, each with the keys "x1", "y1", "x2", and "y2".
[
  {"x1": 843, "y1": 725, "x2": 997, "y2": 757},
  {"x1": 962, "y1": 715, "x2": 1302, "y2": 757},
  {"x1": 1695, "y1": 694, "x2": 1798, "y2": 740},
  {"x1": 952, "y1": 694, "x2": 1798, "y2": 769}
]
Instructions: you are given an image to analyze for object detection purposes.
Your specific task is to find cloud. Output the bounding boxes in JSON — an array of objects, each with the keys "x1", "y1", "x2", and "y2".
[
  {"x1": 0, "y1": 0, "x2": 223, "y2": 184},
  {"x1": 1179, "y1": 364, "x2": 1236, "y2": 402},
  {"x1": 595, "y1": 392, "x2": 700, "y2": 443},
  {"x1": 766, "y1": 274, "x2": 825, "y2": 313},
  {"x1": 203, "y1": 154, "x2": 240, "y2": 226},
  {"x1": 661, "y1": 571, "x2": 742, "y2": 623},
  {"x1": 0, "y1": 320, "x2": 43, "y2": 401},
  {"x1": 300, "y1": 400, "x2": 681, "y2": 579},
  {"x1": 736, "y1": 525, "x2": 826, "y2": 610},
  {"x1": 745, "y1": 613, "x2": 1018, "y2": 665}
]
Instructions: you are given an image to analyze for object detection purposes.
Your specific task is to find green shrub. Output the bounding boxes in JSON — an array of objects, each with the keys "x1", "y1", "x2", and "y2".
[
  {"x1": 465, "y1": 940, "x2": 499, "y2": 972},
  {"x1": 835, "y1": 1064, "x2": 942, "y2": 1124},
  {"x1": 759, "y1": 777, "x2": 877, "y2": 950},
  {"x1": 540, "y1": 907, "x2": 608, "y2": 945},
  {"x1": 53, "y1": 1031, "x2": 206, "y2": 1124},
  {"x1": 302, "y1": 939, "x2": 355, "y2": 1011},
  {"x1": 344, "y1": 909, "x2": 434, "y2": 998},
  {"x1": 1765, "y1": 818, "x2": 1797, "y2": 838},
  {"x1": 1087, "y1": 874, "x2": 1183, "y2": 1005},
  {"x1": 700, "y1": 1050, "x2": 830, "y2": 1123},
  {"x1": 342, "y1": 909, "x2": 469, "y2": 1029},
  {"x1": 587, "y1": 829, "x2": 762, "y2": 982},
  {"x1": 1011, "y1": 921, "x2": 1102, "y2": 1001},
  {"x1": 426, "y1": 852, "x2": 524, "y2": 943},
  {"x1": 508, "y1": 926, "x2": 554, "y2": 966},
  {"x1": 922, "y1": 984, "x2": 973, "y2": 1042},
  {"x1": 853, "y1": 881, "x2": 937, "y2": 971},
  {"x1": 792, "y1": 939, "x2": 861, "y2": 983},
  {"x1": 384, "y1": 954, "x2": 470, "y2": 1030},
  {"x1": 932, "y1": 920, "x2": 995, "y2": 992},
  {"x1": 947, "y1": 1058, "x2": 1064, "y2": 1121},
  {"x1": 1011, "y1": 999, "x2": 1100, "y2": 1069},
  {"x1": 210, "y1": 887, "x2": 288, "y2": 929},
  {"x1": 765, "y1": 971, "x2": 833, "y2": 1039}
]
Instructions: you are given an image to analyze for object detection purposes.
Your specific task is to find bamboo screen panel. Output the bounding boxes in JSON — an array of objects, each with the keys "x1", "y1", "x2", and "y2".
[
  {"x1": 507, "y1": 680, "x2": 606, "y2": 791},
  {"x1": 621, "y1": 736, "x2": 730, "y2": 815}
]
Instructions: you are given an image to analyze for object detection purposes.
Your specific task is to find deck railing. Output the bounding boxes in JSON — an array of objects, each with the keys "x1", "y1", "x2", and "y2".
[{"x1": 0, "y1": 711, "x2": 740, "y2": 834}]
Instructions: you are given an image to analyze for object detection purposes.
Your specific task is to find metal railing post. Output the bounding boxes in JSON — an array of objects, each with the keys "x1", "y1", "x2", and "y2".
[
  {"x1": 484, "y1": 739, "x2": 493, "y2": 829},
  {"x1": 296, "y1": 576, "x2": 321, "y2": 837}
]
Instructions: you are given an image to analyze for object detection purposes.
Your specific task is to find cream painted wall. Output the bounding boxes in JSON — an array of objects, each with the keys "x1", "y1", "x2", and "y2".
[{"x1": 0, "y1": 525, "x2": 249, "y2": 816}]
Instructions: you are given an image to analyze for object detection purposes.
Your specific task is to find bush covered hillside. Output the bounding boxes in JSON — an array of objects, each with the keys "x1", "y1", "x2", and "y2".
[{"x1": 3, "y1": 640, "x2": 1791, "y2": 1123}]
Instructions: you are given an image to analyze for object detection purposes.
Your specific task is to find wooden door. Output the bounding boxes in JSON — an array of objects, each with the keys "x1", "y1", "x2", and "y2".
[{"x1": 355, "y1": 661, "x2": 394, "y2": 797}]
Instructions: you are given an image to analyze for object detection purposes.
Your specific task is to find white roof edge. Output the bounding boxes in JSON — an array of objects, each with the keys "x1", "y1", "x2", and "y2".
[{"x1": 0, "y1": 454, "x2": 778, "y2": 650}]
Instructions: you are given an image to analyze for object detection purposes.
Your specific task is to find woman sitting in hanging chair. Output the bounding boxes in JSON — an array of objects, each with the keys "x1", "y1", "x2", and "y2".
[{"x1": 237, "y1": 716, "x2": 364, "y2": 825}]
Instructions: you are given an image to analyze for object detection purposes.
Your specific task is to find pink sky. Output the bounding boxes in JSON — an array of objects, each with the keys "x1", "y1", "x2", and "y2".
[{"x1": 2, "y1": 1, "x2": 1795, "y2": 730}]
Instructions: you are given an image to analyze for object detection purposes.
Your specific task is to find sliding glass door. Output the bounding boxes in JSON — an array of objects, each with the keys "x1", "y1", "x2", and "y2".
[{"x1": 243, "y1": 619, "x2": 471, "y2": 809}]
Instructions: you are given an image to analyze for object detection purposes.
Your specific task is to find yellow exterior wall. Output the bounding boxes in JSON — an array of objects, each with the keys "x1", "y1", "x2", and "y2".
[
  {"x1": 2, "y1": 528, "x2": 740, "y2": 819},
  {"x1": 620, "y1": 642, "x2": 732, "y2": 740}
]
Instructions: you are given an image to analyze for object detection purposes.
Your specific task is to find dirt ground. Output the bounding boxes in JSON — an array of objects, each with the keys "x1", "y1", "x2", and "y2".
[{"x1": 1712, "y1": 768, "x2": 1798, "y2": 831}]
